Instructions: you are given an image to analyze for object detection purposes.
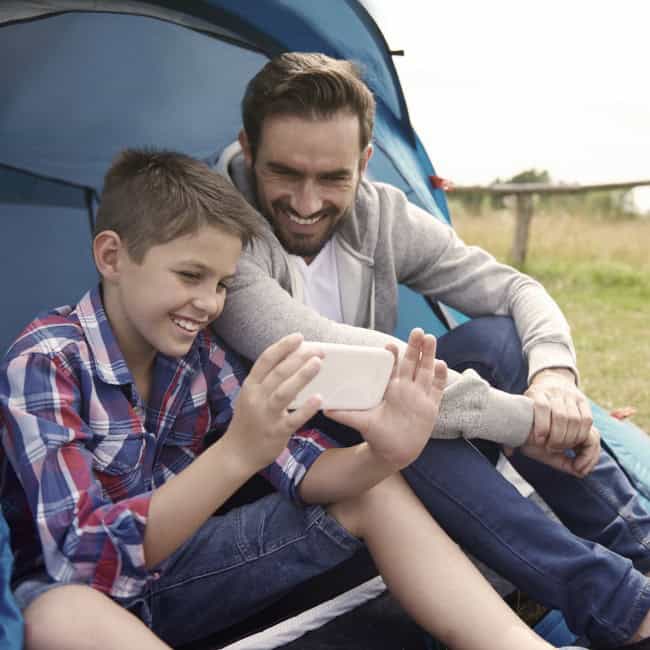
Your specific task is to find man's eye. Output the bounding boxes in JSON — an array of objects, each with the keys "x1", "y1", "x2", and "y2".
[{"x1": 271, "y1": 167, "x2": 298, "y2": 178}]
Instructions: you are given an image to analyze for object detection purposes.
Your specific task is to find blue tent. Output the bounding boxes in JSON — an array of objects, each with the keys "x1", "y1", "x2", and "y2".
[{"x1": 1, "y1": 2, "x2": 649, "y2": 648}]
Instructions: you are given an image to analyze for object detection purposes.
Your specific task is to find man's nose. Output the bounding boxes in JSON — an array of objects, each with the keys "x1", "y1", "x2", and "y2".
[{"x1": 292, "y1": 179, "x2": 322, "y2": 217}]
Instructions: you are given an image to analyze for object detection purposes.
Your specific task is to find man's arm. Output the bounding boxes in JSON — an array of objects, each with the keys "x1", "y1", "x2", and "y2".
[
  {"x1": 386, "y1": 192, "x2": 594, "y2": 455},
  {"x1": 216, "y1": 251, "x2": 535, "y2": 447}
]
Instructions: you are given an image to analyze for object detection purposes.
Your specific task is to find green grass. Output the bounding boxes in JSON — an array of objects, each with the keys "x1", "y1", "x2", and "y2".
[{"x1": 449, "y1": 205, "x2": 650, "y2": 432}]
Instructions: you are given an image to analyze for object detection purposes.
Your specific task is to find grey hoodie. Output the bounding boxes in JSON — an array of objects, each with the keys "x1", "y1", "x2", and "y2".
[{"x1": 213, "y1": 143, "x2": 578, "y2": 447}]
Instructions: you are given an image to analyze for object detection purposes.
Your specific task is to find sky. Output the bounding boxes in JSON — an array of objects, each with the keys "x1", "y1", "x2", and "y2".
[{"x1": 363, "y1": 0, "x2": 650, "y2": 211}]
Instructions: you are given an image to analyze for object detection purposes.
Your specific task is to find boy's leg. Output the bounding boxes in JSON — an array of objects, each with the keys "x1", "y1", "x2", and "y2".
[
  {"x1": 21, "y1": 584, "x2": 169, "y2": 650},
  {"x1": 148, "y1": 492, "x2": 362, "y2": 647},
  {"x1": 328, "y1": 473, "x2": 555, "y2": 650}
]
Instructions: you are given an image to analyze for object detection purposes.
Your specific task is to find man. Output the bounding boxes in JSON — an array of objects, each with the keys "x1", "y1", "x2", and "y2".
[{"x1": 212, "y1": 52, "x2": 650, "y2": 649}]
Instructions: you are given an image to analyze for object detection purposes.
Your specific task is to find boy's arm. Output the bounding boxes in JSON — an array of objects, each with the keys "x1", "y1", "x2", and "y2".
[
  {"x1": 1, "y1": 338, "x2": 324, "y2": 592},
  {"x1": 299, "y1": 330, "x2": 448, "y2": 504},
  {"x1": 144, "y1": 333, "x2": 324, "y2": 566},
  {"x1": 1, "y1": 354, "x2": 153, "y2": 598}
]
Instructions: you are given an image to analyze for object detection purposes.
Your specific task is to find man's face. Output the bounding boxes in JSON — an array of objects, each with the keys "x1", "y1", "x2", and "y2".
[{"x1": 243, "y1": 111, "x2": 371, "y2": 262}]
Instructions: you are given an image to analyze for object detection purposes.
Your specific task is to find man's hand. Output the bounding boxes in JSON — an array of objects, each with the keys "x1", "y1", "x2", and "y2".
[
  {"x1": 525, "y1": 367, "x2": 593, "y2": 452},
  {"x1": 224, "y1": 333, "x2": 324, "y2": 472},
  {"x1": 325, "y1": 328, "x2": 448, "y2": 471},
  {"x1": 507, "y1": 426, "x2": 601, "y2": 478}
]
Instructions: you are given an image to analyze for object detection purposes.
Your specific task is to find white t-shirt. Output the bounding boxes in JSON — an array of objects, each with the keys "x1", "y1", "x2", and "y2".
[{"x1": 288, "y1": 239, "x2": 344, "y2": 323}]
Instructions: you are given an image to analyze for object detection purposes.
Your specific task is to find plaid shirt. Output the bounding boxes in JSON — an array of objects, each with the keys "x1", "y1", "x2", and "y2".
[{"x1": 0, "y1": 287, "x2": 333, "y2": 600}]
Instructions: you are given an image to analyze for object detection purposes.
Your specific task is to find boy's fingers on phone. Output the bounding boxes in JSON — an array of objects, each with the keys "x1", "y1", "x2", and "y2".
[
  {"x1": 248, "y1": 333, "x2": 304, "y2": 384},
  {"x1": 270, "y1": 357, "x2": 322, "y2": 411},
  {"x1": 286, "y1": 395, "x2": 322, "y2": 430},
  {"x1": 262, "y1": 345, "x2": 323, "y2": 392},
  {"x1": 384, "y1": 343, "x2": 400, "y2": 380}
]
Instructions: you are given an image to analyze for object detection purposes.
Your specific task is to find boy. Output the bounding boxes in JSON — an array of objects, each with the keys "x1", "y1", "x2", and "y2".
[{"x1": 0, "y1": 149, "x2": 570, "y2": 650}]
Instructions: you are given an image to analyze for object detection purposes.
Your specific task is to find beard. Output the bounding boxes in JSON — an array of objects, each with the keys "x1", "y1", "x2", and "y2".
[{"x1": 272, "y1": 203, "x2": 350, "y2": 258}]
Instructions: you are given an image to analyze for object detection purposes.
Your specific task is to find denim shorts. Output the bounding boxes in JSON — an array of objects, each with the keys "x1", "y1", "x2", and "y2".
[{"x1": 13, "y1": 492, "x2": 362, "y2": 647}]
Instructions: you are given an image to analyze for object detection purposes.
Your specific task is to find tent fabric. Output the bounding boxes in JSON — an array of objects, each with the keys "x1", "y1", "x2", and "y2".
[{"x1": 0, "y1": 509, "x2": 22, "y2": 650}]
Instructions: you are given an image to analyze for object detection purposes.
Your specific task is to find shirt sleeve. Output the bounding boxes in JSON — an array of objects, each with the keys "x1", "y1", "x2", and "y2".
[
  {"x1": 262, "y1": 427, "x2": 339, "y2": 503},
  {"x1": 202, "y1": 337, "x2": 339, "y2": 503},
  {"x1": 0, "y1": 353, "x2": 152, "y2": 599},
  {"x1": 388, "y1": 192, "x2": 577, "y2": 381}
]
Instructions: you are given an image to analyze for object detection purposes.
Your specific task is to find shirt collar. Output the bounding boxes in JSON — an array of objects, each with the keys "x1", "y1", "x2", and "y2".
[
  {"x1": 76, "y1": 286, "x2": 201, "y2": 390},
  {"x1": 75, "y1": 286, "x2": 133, "y2": 386}
]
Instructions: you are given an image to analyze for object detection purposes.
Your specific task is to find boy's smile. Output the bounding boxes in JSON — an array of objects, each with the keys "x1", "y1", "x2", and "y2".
[{"x1": 102, "y1": 225, "x2": 242, "y2": 382}]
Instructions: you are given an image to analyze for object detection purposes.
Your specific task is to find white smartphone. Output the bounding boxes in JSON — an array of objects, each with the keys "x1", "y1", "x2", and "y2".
[{"x1": 289, "y1": 342, "x2": 394, "y2": 411}]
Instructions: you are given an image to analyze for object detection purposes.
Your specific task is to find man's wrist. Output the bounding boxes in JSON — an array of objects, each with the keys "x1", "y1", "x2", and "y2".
[{"x1": 531, "y1": 366, "x2": 577, "y2": 386}]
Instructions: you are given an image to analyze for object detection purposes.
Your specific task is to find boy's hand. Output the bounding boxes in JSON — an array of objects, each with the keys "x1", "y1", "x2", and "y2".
[
  {"x1": 325, "y1": 328, "x2": 448, "y2": 471},
  {"x1": 224, "y1": 333, "x2": 324, "y2": 472}
]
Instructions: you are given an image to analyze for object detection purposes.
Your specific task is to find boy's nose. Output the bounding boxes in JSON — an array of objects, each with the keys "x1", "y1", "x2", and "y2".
[{"x1": 193, "y1": 290, "x2": 224, "y2": 319}]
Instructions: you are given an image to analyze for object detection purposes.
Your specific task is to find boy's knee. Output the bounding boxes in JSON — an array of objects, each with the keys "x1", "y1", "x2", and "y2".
[
  {"x1": 327, "y1": 498, "x2": 364, "y2": 539},
  {"x1": 326, "y1": 474, "x2": 412, "y2": 539},
  {"x1": 24, "y1": 584, "x2": 113, "y2": 649}
]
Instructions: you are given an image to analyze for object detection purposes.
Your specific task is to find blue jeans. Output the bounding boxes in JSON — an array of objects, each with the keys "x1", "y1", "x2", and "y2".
[
  {"x1": 324, "y1": 316, "x2": 650, "y2": 647},
  {"x1": 13, "y1": 495, "x2": 362, "y2": 647},
  {"x1": 430, "y1": 316, "x2": 650, "y2": 646}
]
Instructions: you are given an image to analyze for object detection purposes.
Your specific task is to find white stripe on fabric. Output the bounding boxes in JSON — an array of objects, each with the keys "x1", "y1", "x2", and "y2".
[{"x1": 219, "y1": 576, "x2": 386, "y2": 650}]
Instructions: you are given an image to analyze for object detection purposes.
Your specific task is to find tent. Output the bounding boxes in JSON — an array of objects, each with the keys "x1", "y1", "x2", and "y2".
[{"x1": 2, "y1": 1, "x2": 649, "y2": 648}]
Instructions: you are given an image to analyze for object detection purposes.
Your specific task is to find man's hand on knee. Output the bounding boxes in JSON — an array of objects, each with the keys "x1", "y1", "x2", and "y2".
[
  {"x1": 507, "y1": 426, "x2": 601, "y2": 477},
  {"x1": 525, "y1": 367, "x2": 593, "y2": 452}
]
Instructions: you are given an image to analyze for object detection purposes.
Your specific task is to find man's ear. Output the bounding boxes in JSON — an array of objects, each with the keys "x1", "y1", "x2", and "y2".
[
  {"x1": 93, "y1": 230, "x2": 124, "y2": 282},
  {"x1": 238, "y1": 129, "x2": 253, "y2": 167},
  {"x1": 359, "y1": 144, "x2": 373, "y2": 176}
]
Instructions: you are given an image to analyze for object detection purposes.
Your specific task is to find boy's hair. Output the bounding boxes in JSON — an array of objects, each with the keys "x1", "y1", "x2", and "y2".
[
  {"x1": 242, "y1": 52, "x2": 376, "y2": 160},
  {"x1": 95, "y1": 148, "x2": 263, "y2": 262}
]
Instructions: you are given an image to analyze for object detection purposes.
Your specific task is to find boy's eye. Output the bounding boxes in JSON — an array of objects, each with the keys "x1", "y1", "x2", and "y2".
[{"x1": 177, "y1": 271, "x2": 200, "y2": 282}]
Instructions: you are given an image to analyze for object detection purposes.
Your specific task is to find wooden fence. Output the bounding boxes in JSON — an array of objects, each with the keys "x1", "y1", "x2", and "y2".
[{"x1": 449, "y1": 180, "x2": 650, "y2": 265}]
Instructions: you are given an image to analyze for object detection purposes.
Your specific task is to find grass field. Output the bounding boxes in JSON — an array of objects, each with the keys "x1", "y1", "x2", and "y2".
[{"x1": 448, "y1": 202, "x2": 650, "y2": 432}]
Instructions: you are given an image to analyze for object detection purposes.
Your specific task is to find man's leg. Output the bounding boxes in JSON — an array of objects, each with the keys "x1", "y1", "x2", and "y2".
[
  {"x1": 439, "y1": 315, "x2": 650, "y2": 572},
  {"x1": 436, "y1": 315, "x2": 528, "y2": 395},
  {"x1": 401, "y1": 438, "x2": 650, "y2": 647}
]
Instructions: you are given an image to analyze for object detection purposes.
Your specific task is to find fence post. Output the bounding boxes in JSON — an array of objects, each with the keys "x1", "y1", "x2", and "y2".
[{"x1": 511, "y1": 192, "x2": 534, "y2": 266}]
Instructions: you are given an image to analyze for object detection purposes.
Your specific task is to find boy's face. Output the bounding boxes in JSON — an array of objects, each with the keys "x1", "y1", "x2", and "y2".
[{"x1": 107, "y1": 225, "x2": 241, "y2": 369}]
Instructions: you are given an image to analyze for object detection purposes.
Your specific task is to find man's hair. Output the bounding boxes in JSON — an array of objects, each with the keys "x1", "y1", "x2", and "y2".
[
  {"x1": 242, "y1": 52, "x2": 376, "y2": 159},
  {"x1": 95, "y1": 148, "x2": 263, "y2": 262}
]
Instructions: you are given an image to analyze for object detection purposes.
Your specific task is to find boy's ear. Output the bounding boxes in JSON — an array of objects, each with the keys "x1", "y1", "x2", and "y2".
[
  {"x1": 238, "y1": 129, "x2": 253, "y2": 167},
  {"x1": 93, "y1": 230, "x2": 124, "y2": 282}
]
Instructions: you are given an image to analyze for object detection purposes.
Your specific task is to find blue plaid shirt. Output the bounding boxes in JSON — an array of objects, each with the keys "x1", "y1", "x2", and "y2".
[{"x1": 0, "y1": 287, "x2": 333, "y2": 599}]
